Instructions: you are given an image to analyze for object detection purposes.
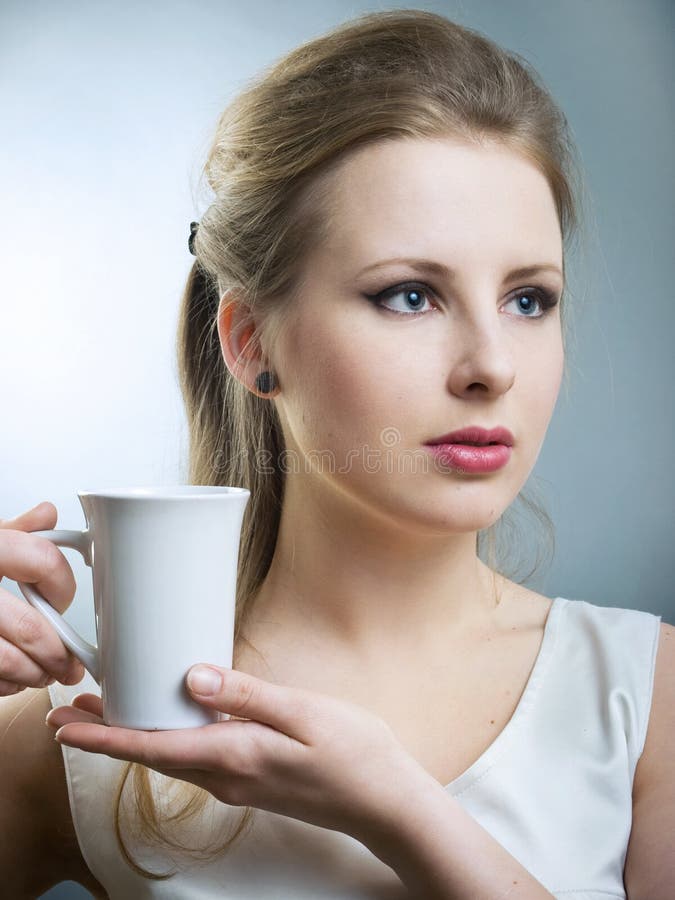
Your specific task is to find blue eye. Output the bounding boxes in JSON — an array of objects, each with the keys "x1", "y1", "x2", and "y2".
[
  {"x1": 364, "y1": 281, "x2": 559, "y2": 319},
  {"x1": 505, "y1": 288, "x2": 559, "y2": 318},
  {"x1": 364, "y1": 282, "x2": 435, "y2": 316}
]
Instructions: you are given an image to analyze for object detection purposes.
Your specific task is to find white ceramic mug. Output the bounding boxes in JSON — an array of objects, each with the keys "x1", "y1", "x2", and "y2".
[{"x1": 17, "y1": 485, "x2": 250, "y2": 730}]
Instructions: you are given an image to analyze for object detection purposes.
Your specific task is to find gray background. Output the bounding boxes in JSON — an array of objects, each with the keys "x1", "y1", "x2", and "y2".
[{"x1": 0, "y1": 1, "x2": 672, "y2": 897}]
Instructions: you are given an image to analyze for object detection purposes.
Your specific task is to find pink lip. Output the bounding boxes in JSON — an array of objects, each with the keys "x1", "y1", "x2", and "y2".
[
  {"x1": 424, "y1": 443, "x2": 512, "y2": 473},
  {"x1": 424, "y1": 425, "x2": 514, "y2": 447},
  {"x1": 423, "y1": 425, "x2": 514, "y2": 473}
]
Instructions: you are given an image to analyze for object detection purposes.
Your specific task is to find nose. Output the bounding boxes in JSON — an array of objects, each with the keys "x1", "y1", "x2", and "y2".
[{"x1": 445, "y1": 307, "x2": 516, "y2": 399}]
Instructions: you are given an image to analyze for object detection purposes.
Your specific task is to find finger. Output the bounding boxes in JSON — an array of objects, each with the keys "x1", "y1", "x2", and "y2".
[
  {"x1": 0, "y1": 628, "x2": 43, "y2": 689},
  {"x1": 0, "y1": 677, "x2": 26, "y2": 694},
  {"x1": 0, "y1": 501, "x2": 57, "y2": 532},
  {"x1": 46, "y1": 704, "x2": 104, "y2": 730},
  {"x1": 53, "y1": 720, "x2": 226, "y2": 770},
  {"x1": 0, "y1": 588, "x2": 84, "y2": 684},
  {"x1": 71, "y1": 692, "x2": 103, "y2": 716},
  {"x1": 186, "y1": 665, "x2": 317, "y2": 745},
  {"x1": 0, "y1": 526, "x2": 77, "y2": 614}
]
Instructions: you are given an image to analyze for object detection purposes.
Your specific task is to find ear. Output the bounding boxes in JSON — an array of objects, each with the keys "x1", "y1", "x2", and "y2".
[{"x1": 216, "y1": 290, "x2": 279, "y2": 397}]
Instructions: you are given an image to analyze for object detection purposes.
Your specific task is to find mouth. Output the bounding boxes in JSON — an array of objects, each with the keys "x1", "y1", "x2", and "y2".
[
  {"x1": 450, "y1": 440, "x2": 500, "y2": 446},
  {"x1": 424, "y1": 425, "x2": 514, "y2": 447},
  {"x1": 423, "y1": 438, "x2": 513, "y2": 473}
]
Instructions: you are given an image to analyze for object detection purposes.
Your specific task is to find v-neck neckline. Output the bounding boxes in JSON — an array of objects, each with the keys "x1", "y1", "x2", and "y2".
[{"x1": 444, "y1": 595, "x2": 566, "y2": 796}]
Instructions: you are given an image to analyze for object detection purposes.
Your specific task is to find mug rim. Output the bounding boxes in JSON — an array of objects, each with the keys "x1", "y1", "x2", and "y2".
[{"x1": 78, "y1": 485, "x2": 250, "y2": 500}]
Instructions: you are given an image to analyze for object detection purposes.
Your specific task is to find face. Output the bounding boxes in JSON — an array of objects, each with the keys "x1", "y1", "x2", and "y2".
[{"x1": 266, "y1": 136, "x2": 564, "y2": 535}]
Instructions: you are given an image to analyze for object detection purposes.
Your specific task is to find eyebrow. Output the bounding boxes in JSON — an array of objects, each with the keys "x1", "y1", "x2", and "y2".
[{"x1": 356, "y1": 257, "x2": 564, "y2": 282}]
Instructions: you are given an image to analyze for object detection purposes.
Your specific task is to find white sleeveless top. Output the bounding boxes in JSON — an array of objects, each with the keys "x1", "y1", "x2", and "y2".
[{"x1": 47, "y1": 597, "x2": 662, "y2": 899}]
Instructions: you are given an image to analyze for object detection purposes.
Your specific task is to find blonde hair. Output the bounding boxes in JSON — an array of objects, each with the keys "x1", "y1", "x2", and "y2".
[{"x1": 112, "y1": 8, "x2": 587, "y2": 878}]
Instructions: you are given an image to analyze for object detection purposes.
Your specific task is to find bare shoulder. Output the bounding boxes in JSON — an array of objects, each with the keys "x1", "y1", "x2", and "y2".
[
  {"x1": 624, "y1": 621, "x2": 675, "y2": 896},
  {"x1": 0, "y1": 686, "x2": 109, "y2": 899}
]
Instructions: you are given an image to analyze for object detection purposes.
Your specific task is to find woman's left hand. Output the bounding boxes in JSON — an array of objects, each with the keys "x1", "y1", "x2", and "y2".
[{"x1": 45, "y1": 664, "x2": 424, "y2": 845}]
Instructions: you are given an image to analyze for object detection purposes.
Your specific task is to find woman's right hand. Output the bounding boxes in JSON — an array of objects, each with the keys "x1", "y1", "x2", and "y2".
[{"x1": 0, "y1": 501, "x2": 85, "y2": 696}]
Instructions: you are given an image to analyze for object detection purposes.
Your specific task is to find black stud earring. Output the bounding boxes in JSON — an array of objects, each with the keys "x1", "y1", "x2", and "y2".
[{"x1": 255, "y1": 371, "x2": 277, "y2": 394}]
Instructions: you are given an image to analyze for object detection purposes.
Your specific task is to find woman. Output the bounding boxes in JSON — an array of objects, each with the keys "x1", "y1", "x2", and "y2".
[{"x1": 0, "y1": 9, "x2": 671, "y2": 899}]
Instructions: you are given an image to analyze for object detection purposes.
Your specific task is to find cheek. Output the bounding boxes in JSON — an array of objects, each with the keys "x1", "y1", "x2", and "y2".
[
  {"x1": 519, "y1": 337, "x2": 564, "y2": 446},
  {"x1": 316, "y1": 329, "x2": 419, "y2": 433},
  {"x1": 283, "y1": 313, "x2": 407, "y2": 450}
]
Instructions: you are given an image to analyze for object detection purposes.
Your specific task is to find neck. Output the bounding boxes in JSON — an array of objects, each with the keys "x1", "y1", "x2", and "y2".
[{"x1": 243, "y1": 474, "x2": 506, "y2": 667}]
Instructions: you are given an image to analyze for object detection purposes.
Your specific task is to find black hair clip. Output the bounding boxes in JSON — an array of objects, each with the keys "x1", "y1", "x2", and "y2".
[{"x1": 188, "y1": 221, "x2": 199, "y2": 256}]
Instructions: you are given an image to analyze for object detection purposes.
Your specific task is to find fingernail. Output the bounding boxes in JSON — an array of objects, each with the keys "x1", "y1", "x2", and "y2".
[{"x1": 187, "y1": 665, "x2": 221, "y2": 695}]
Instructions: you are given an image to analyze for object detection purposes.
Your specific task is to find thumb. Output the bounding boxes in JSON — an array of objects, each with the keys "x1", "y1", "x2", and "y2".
[
  {"x1": 186, "y1": 664, "x2": 312, "y2": 742},
  {"x1": 187, "y1": 665, "x2": 224, "y2": 696}
]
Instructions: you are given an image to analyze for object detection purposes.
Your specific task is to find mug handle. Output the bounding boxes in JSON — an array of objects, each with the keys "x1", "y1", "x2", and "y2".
[{"x1": 16, "y1": 529, "x2": 101, "y2": 684}]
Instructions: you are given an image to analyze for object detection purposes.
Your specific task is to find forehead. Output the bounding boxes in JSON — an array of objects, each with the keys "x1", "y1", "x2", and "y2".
[{"x1": 316, "y1": 136, "x2": 563, "y2": 271}]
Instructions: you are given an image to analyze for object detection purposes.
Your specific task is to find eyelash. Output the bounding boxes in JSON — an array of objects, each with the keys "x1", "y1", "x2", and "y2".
[{"x1": 364, "y1": 280, "x2": 560, "y2": 320}]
